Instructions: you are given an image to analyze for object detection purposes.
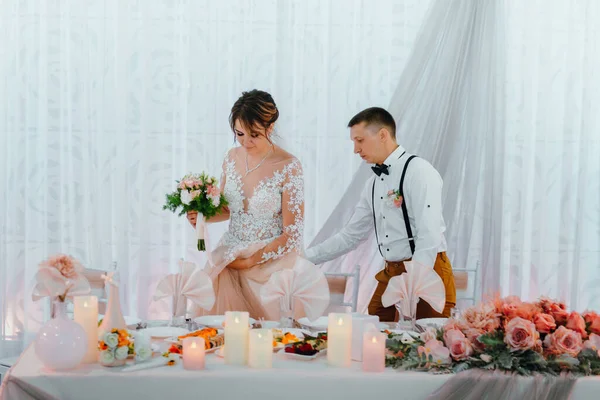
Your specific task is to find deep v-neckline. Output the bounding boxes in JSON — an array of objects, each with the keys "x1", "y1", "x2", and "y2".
[
  {"x1": 230, "y1": 166, "x2": 272, "y2": 213},
  {"x1": 228, "y1": 156, "x2": 297, "y2": 214}
]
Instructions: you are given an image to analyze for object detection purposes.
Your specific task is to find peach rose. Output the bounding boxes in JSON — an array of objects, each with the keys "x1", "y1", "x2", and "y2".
[
  {"x1": 566, "y1": 312, "x2": 588, "y2": 339},
  {"x1": 444, "y1": 329, "x2": 474, "y2": 361},
  {"x1": 583, "y1": 311, "x2": 600, "y2": 335},
  {"x1": 40, "y1": 254, "x2": 81, "y2": 279},
  {"x1": 543, "y1": 326, "x2": 583, "y2": 357},
  {"x1": 504, "y1": 317, "x2": 540, "y2": 352},
  {"x1": 538, "y1": 298, "x2": 568, "y2": 325},
  {"x1": 583, "y1": 333, "x2": 600, "y2": 352},
  {"x1": 534, "y1": 313, "x2": 556, "y2": 334}
]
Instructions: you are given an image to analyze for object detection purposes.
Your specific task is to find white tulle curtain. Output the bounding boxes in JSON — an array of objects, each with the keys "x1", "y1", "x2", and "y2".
[
  {"x1": 0, "y1": 0, "x2": 432, "y2": 354},
  {"x1": 312, "y1": 0, "x2": 600, "y2": 314},
  {"x1": 492, "y1": 0, "x2": 600, "y2": 310}
]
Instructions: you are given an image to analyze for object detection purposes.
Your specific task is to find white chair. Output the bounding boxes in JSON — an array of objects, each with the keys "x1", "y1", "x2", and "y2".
[
  {"x1": 323, "y1": 264, "x2": 360, "y2": 313},
  {"x1": 453, "y1": 260, "x2": 480, "y2": 307}
]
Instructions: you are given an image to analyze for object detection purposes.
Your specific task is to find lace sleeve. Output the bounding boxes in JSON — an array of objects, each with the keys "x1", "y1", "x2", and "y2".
[{"x1": 256, "y1": 159, "x2": 304, "y2": 263}]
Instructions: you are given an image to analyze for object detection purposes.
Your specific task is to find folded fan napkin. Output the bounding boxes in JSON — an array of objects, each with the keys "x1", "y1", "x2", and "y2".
[
  {"x1": 260, "y1": 258, "x2": 330, "y2": 321},
  {"x1": 381, "y1": 261, "x2": 445, "y2": 315},
  {"x1": 32, "y1": 267, "x2": 91, "y2": 301},
  {"x1": 153, "y1": 260, "x2": 215, "y2": 315}
]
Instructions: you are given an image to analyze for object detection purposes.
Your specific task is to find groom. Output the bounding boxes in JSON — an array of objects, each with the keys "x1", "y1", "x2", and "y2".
[{"x1": 305, "y1": 107, "x2": 456, "y2": 321}]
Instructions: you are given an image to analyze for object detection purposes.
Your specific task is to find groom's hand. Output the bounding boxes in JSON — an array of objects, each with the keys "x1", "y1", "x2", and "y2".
[{"x1": 186, "y1": 210, "x2": 198, "y2": 228}]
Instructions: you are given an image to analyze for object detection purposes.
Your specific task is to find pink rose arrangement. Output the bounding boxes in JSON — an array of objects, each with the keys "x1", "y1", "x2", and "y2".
[
  {"x1": 163, "y1": 172, "x2": 228, "y2": 250},
  {"x1": 32, "y1": 254, "x2": 90, "y2": 302},
  {"x1": 385, "y1": 296, "x2": 600, "y2": 375}
]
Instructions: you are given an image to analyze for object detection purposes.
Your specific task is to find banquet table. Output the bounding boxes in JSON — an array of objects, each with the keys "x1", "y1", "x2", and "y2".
[{"x1": 2, "y1": 345, "x2": 600, "y2": 400}]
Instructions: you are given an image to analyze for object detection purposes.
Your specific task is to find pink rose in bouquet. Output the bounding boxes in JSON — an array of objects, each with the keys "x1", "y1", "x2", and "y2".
[
  {"x1": 543, "y1": 326, "x2": 583, "y2": 357},
  {"x1": 444, "y1": 329, "x2": 474, "y2": 361},
  {"x1": 566, "y1": 312, "x2": 588, "y2": 339},
  {"x1": 534, "y1": 313, "x2": 556, "y2": 334},
  {"x1": 504, "y1": 317, "x2": 541, "y2": 352}
]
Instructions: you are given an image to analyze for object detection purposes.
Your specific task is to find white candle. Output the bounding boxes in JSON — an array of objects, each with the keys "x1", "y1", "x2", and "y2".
[
  {"x1": 362, "y1": 330, "x2": 386, "y2": 372},
  {"x1": 248, "y1": 329, "x2": 273, "y2": 369},
  {"x1": 224, "y1": 311, "x2": 249, "y2": 365},
  {"x1": 351, "y1": 313, "x2": 379, "y2": 361},
  {"x1": 74, "y1": 296, "x2": 98, "y2": 363},
  {"x1": 182, "y1": 337, "x2": 205, "y2": 370},
  {"x1": 327, "y1": 313, "x2": 352, "y2": 367}
]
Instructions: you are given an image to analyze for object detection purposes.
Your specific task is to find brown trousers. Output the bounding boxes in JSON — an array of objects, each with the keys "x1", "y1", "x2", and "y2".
[{"x1": 368, "y1": 252, "x2": 456, "y2": 322}]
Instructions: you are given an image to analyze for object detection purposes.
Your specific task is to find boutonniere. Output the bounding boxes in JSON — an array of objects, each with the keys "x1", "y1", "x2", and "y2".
[{"x1": 387, "y1": 190, "x2": 403, "y2": 208}]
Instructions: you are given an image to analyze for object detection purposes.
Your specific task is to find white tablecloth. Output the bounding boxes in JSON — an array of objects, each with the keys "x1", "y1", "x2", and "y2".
[{"x1": 1, "y1": 345, "x2": 600, "y2": 400}]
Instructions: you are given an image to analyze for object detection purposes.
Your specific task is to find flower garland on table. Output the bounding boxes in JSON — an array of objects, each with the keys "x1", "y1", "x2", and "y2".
[{"x1": 385, "y1": 296, "x2": 600, "y2": 376}]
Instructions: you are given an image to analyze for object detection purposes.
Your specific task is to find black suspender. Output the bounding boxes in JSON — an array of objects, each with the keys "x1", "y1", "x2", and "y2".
[
  {"x1": 400, "y1": 156, "x2": 418, "y2": 254},
  {"x1": 371, "y1": 153, "x2": 418, "y2": 258}
]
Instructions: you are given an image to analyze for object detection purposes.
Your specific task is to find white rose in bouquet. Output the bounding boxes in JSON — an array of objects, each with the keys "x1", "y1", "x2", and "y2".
[
  {"x1": 100, "y1": 350, "x2": 115, "y2": 365},
  {"x1": 135, "y1": 346, "x2": 153, "y2": 362},
  {"x1": 115, "y1": 346, "x2": 129, "y2": 360},
  {"x1": 104, "y1": 333, "x2": 119, "y2": 349}
]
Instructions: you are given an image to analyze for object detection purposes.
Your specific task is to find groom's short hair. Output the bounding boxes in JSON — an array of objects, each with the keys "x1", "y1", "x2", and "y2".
[{"x1": 348, "y1": 107, "x2": 396, "y2": 139}]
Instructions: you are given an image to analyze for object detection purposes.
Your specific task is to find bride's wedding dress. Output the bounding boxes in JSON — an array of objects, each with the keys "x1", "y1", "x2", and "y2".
[{"x1": 191, "y1": 147, "x2": 307, "y2": 320}]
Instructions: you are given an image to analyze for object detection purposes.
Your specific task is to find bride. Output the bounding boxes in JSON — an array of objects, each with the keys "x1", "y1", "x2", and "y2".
[{"x1": 187, "y1": 90, "x2": 305, "y2": 320}]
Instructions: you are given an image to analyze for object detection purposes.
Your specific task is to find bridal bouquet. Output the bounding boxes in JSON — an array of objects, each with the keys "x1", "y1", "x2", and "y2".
[
  {"x1": 385, "y1": 296, "x2": 600, "y2": 376},
  {"x1": 163, "y1": 172, "x2": 228, "y2": 250}
]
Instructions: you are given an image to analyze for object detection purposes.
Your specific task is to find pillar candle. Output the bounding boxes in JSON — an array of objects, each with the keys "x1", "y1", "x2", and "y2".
[
  {"x1": 248, "y1": 329, "x2": 273, "y2": 369},
  {"x1": 351, "y1": 313, "x2": 379, "y2": 361},
  {"x1": 362, "y1": 330, "x2": 386, "y2": 372},
  {"x1": 224, "y1": 311, "x2": 249, "y2": 365},
  {"x1": 74, "y1": 296, "x2": 98, "y2": 363},
  {"x1": 182, "y1": 337, "x2": 205, "y2": 370},
  {"x1": 327, "y1": 313, "x2": 352, "y2": 367}
]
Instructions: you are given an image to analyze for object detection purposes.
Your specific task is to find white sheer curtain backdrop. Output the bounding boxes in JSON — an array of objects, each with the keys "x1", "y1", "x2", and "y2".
[
  {"x1": 494, "y1": 0, "x2": 600, "y2": 310},
  {"x1": 312, "y1": 0, "x2": 505, "y2": 313},
  {"x1": 313, "y1": 0, "x2": 600, "y2": 313},
  {"x1": 0, "y1": 0, "x2": 432, "y2": 355}
]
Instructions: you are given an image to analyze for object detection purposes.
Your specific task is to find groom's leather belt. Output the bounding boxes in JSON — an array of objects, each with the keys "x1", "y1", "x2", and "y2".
[
  {"x1": 384, "y1": 260, "x2": 411, "y2": 274},
  {"x1": 384, "y1": 252, "x2": 446, "y2": 273}
]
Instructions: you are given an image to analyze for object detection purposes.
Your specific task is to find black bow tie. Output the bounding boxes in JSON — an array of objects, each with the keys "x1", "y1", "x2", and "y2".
[{"x1": 371, "y1": 164, "x2": 389, "y2": 177}]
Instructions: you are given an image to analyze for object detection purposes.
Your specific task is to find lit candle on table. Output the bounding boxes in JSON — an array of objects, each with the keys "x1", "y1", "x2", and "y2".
[
  {"x1": 351, "y1": 313, "x2": 379, "y2": 361},
  {"x1": 249, "y1": 329, "x2": 273, "y2": 369},
  {"x1": 224, "y1": 311, "x2": 249, "y2": 365},
  {"x1": 182, "y1": 337, "x2": 205, "y2": 370},
  {"x1": 327, "y1": 313, "x2": 352, "y2": 367},
  {"x1": 74, "y1": 295, "x2": 98, "y2": 363},
  {"x1": 362, "y1": 328, "x2": 385, "y2": 372}
]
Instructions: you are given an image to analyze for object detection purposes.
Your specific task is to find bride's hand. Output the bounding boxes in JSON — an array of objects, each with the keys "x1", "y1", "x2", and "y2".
[
  {"x1": 186, "y1": 211, "x2": 198, "y2": 228},
  {"x1": 226, "y1": 255, "x2": 256, "y2": 270}
]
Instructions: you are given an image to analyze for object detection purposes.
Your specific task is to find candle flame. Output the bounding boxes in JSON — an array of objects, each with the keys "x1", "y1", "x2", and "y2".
[
  {"x1": 337, "y1": 317, "x2": 343, "y2": 326},
  {"x1": 191, "y1": 342, "x2": 197, "y2": 349},
  {"x1": 235, "y1": 317, "x2": 240, "y2": 324},
  {"x1": 258, "y1": 333, "x2": 262, "y2": 339},
  {"x1": 371, "y1": 336, "x2": 378, "y2": 344},
  {"x1": 84, "y1": 301, "x2": 88, "y2": 307}
]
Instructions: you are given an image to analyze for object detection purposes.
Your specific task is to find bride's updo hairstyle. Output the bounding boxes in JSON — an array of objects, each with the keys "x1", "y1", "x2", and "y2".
[{"x1": 229, "y1": 90, "x2": 279, "y2": 142}]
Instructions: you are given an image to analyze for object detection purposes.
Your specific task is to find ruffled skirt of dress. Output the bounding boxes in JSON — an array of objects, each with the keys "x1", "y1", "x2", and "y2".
[{"x1": 190, "y1": 234, "x2": 303, "y2": 320}]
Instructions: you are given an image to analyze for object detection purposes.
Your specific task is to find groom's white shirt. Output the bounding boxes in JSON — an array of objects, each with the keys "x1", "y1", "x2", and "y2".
[{"x1": 305, "y1": 145, "x2": 447, "y2": 268}]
